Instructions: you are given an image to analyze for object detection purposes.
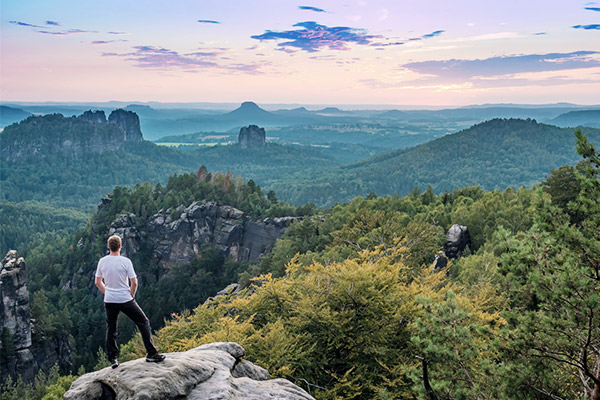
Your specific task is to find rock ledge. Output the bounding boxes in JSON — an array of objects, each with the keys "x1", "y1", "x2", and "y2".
[{"x1": 64, "y1": 342, "x2": 315, "y2": 399}]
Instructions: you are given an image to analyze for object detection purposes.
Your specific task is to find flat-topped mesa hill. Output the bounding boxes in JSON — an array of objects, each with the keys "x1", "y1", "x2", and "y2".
[{"x1": 0, "y1": 109, "x2": 143, "y2": 162}]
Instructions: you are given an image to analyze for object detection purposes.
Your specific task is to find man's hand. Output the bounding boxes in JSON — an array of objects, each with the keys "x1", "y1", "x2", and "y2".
[
  {"x1": 130, "y1": 277, "x2": 138, "y2": 298},
  {"x1": 95, "y1": 276, "x2": 106, "y2": 295}
]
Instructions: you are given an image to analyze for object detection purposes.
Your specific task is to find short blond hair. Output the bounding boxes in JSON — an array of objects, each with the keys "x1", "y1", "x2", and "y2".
[{"x1": 107, "y1": 235, "x2": 122, "y2": 252}]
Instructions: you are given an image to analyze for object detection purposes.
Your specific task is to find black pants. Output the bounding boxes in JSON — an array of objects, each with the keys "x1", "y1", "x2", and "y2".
[{"x1": 104, "y1": 300, "x2": 158, "y2": 359}]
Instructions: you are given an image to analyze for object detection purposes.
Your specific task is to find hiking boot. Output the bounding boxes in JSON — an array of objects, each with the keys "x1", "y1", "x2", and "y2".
[
  {"x1": 110, "y1": 359, "x2": 119, "y2": 369},
  {"x1": 146, "y1": 353, "x2": 166, "y2": 363}
]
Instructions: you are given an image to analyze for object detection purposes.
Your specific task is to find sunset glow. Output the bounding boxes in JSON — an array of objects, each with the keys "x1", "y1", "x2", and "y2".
[{"x1": 1, "y1": 0, "x2": 599, "y2": 106}]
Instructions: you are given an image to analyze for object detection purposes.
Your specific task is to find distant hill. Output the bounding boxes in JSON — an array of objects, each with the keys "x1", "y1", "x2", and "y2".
[
  {"x1": 223, "y1": 101, "x2": 274, "y2": 120},
  {"x1": 268, "y1": 119, "x2": 600, "y2": 207},
  {"x1": 124, "y1": 104, "x2": 160, "y2": 117},
  {"x1": 550, "y1": 110, "x2": 600, "y2": 128},
  {"x1": 0, "y1": 106, "x2": 31, "y2": 127},
  {"x1": 1, "y1": 110, "x2": 201, "y2": 209}
]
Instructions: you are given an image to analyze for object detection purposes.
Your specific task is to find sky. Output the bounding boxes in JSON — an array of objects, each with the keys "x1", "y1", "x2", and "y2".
[{"x1": 1, "y1": 0, "x2": 599, "y2": 106}]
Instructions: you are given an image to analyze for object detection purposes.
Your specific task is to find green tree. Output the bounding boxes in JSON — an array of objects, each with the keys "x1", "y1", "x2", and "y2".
[{"x1": 501, "y1": 129, "x2": 600, "y2": 399}]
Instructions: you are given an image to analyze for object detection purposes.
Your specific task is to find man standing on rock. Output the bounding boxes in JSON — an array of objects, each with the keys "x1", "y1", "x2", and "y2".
[{"x1": 95, "y1": 235, "x2": 165, "y2": 368}]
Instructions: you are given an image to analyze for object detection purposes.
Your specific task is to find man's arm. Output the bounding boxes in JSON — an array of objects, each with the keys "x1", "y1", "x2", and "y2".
[
  {"x1": 95, "y1": 276, "x2": 106, "y2": 295},
  {"x1": 130, "y1": 277, "x2": 138, "y2": 298}
]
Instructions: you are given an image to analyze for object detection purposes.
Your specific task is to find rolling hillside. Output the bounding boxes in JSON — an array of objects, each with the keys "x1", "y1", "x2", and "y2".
[{"x1": 269, "y1": 118, "x2": 600, "y2": 207}]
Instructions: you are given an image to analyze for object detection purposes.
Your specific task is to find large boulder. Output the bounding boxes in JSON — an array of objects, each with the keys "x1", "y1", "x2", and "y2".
[
  {"x1": 64, "y1": 342, "x2": 315, "y2": 400},
  {"x1": 444, "y1": 224, "x2": 471, "y2": 259}
]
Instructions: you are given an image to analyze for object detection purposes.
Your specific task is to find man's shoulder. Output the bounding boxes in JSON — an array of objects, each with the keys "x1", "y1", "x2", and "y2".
[{"x1": 99, "y1": 255, "x2": 132, "y2": 264}]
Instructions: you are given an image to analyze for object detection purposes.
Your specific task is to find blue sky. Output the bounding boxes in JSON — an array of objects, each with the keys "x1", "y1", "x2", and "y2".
[{"x1": 1, "y1": 0, "x2": 599, "y2": 105}]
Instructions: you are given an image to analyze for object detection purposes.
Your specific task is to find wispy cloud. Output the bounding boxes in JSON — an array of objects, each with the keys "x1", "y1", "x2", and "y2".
[
  {"x1": 298, "y1": 6, "x2": 326, "y2": 13},
  {"x1": 37, "y1": 28, "x2": 95, "y2": 36},
  {"x1": 421, "y1": 30, "x2": 444, "y2": 38},
  {"x1": 370, "y1": 41, "x2": 404, "y2": 47},
  {"x1": 251, "y1": 21, "x2": 381, "y2": 52},
  {"x1": 120, "y1": 46, "x2": 219, "y2": 68},
  {"x1": 9, "y1": 20, "x2": 43, "y2": 28},
  {"x1": 89, "y1": 39, "x2": 129, "y2": 45},
  {"x1": 104, "y1": 45, "x2": 269, "y2": 74},
  {"x1": 401, "y1": 51, "x2": 600, "y2": 81},
  {"x1": 573, "y1": 24, "x2": 600, "y2": 30},
  {"x1": 198, "y1": 19, "x2": 220, "y2": 24},
  {"x1": 370, "y1": 30, "x2": 443, "y2": 49},
  {"x1": 107, "y1": 31, "x2": 128, "y2": 35},
  {"x1": 440, "y1": 32, "x2": 522, "y2": 43},
  {"x1": 10, "y1": 20, "x2": 95, "y2": 35}
]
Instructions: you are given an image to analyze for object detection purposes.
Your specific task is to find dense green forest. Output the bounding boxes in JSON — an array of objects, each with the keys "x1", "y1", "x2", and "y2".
[
  {"x1": 269, "y1": 118, "x2": 600, "y2": 206},
  {"x1": 0, "y1": 141, "x2": 200, "y2": 210},
  {"x1": 2, "y1": 115, "x2": 600, "y2": 399},
  {"x1": 112, "y1": 130, "x2": 600, "y2": 399},
  {"x1": 12, "y1": 170, "x2": 314, "y2": 373},
  {"x1": 0, "y1": 201, "x2": 88, "y2": 255}
]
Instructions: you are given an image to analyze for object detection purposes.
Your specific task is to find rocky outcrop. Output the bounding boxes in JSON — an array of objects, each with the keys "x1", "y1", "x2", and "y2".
[
  {"x1": 432, "y1": 252, "x2": 448, "y2": 270},
  {"x1": 0, "y1": 109, "x2": 143, "y2": 162},
  {"x1": 0, "y1": 251, "x2": 71, "y2": 382},
  {"x1": 64, "y1": 342, "x2": 315, "y2": 400},
  {"x1": 107, "y1": 213, "x2": 140, "y2": 258},
  {"x1": 444, "y1": 224, "x2": 471, "y2": 259},
  {"x1": 108, "y1": 109, "x2": 143, "y2": 142},
  {"x1": 79, "y1": 110, "x2": 107, "y2": 124},
  {"x1": 238, "y1": 125, "x2": 266, "y2": 149},
  {"x1": 107, "y1": 201, "x2": 296, "y2": 267},
  {"x1": 0, "y1": 251, "x2": 32, "y2": 352}
]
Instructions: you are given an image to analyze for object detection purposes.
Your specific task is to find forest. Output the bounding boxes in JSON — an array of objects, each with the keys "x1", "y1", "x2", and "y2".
[{"x1": 2, "y1": 129, "x2": 599, "y2": 399}]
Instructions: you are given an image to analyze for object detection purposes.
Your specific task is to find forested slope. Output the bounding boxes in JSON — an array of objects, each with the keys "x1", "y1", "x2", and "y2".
[
  {"x1": 115, "y1": 130, "x2": 600, "y2": 400},
  {"x1": 270, "y1": 118, "x2": 600, "y2": 206}
]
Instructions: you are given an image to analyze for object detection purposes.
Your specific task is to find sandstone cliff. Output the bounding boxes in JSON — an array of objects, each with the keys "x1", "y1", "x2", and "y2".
[
  {"x1": 64, "y1": 342, "x2": 315, "y2": 400},
  {"x1": 0, "y1": 109, "x2": 143, "y2": 162},
  {"x1": 104, "y1": 199, "x2": 296, "y2": 267},
  {"x1": 0, "y1": 251, "x2": 71, "y2": 382}
]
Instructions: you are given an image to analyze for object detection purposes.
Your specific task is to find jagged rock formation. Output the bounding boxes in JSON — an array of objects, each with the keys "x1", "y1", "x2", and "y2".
[
  {"x1": 238, "y1": 125, "x2": 266, "y2": 149},
  {"x1": 105, "y1": 200, "x2": 296, "y2": 266},
  {"x1": 64, "y1": 342, "x2": 315, "y2": 400},
  {"x1": 0, "y1": 109, "x2": 143, "y2": 162},
  {"x1": 444, "y1": 224, "x2": 471, "y2": 259},
  {"x1": 0, "y1": 251, "x2": 71, "y2": 382},
  {"x1": 0, "y1": 251, "x2": 32, "y2": 356},
  {"x1": 79, "y1": 110, "x2": 107, "y2": 124},
  {"x1": 107, "y1": 109, "x2": 143, "y2": 142}
]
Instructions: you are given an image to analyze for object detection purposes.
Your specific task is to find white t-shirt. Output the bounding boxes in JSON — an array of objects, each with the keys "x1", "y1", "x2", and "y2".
[{"x1": 95, "y1": 255, "x2": 137, "y2": 303}]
